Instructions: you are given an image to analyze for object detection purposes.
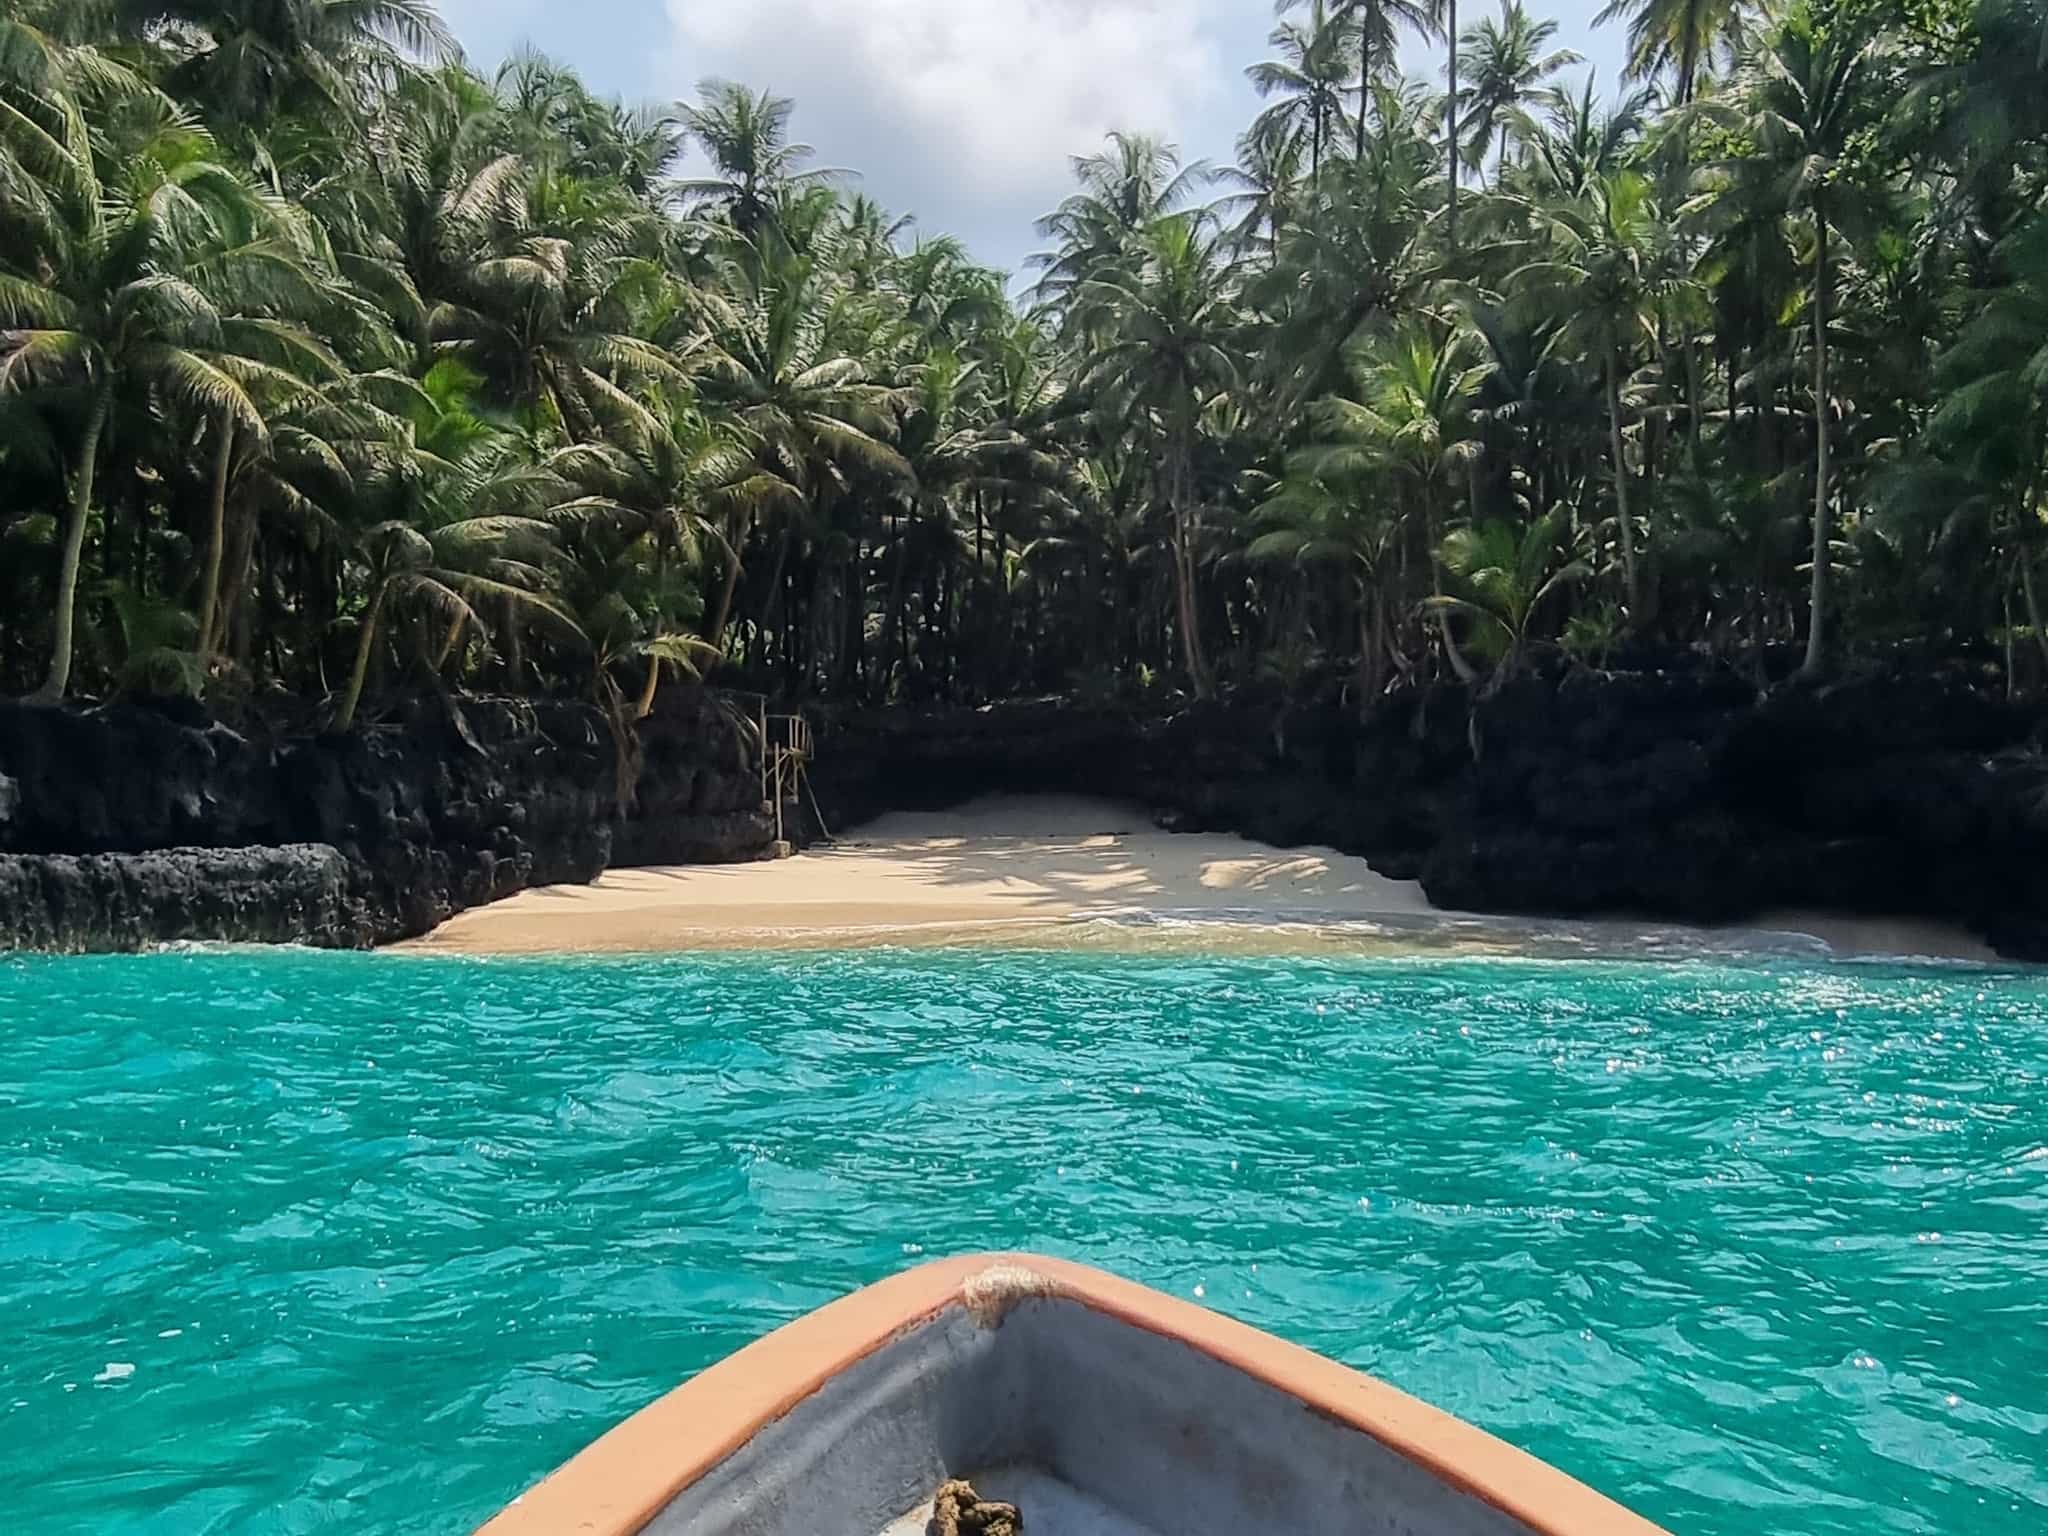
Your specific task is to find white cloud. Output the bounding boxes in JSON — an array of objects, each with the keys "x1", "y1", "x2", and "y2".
[{"x1": 662, "y1": 0, "x2": 1239, "y2": 271}]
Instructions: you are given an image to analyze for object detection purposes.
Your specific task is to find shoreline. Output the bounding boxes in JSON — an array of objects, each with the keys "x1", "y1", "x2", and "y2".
[{"x1": 401, "y1": 795, "x2": 2003, "y2": 966}]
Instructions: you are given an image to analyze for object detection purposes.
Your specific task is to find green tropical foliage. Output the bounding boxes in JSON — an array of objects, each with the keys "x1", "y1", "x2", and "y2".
[
  {"x1": 2, "y1": 0, "x2": 2046, "y2": 718},
  {"x1": 1433, "y1": 510, "x2": 1590, "y2": 680},
  {"x1": 1458, "y1": 1, "x2": 1583, "y2": 181}
]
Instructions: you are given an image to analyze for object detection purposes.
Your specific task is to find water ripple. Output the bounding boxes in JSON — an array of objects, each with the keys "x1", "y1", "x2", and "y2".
[{"x1": 2, "y1": 946, "x2": 2046, "y2": 1534}]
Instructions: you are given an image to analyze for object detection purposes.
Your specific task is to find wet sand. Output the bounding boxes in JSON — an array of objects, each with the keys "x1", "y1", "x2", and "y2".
[{"x1": 403, "y1": 794, "x2": 1999, "y2": 963}]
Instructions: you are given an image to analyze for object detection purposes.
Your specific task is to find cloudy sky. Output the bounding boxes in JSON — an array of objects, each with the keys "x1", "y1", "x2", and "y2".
[{"x1": 439, "y1": 0, "x2": 1627, "y2": 277}]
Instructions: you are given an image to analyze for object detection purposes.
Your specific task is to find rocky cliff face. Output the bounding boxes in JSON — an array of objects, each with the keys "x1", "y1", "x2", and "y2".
[
  {"x1": 804, "y1": 689, "x2": 1466, "y2": 875},
  {"x1": 806, "y1": 667, "x2": 2048, "y2": 960},
  {"x1": 613, "y1": 689, "x2": 777, "y2": 866},
  {"x1": 7, "y1": 667, "x2": 2046, "y2": 958},
  {"x1": 1419, "y1": 671, "x2": 2048, "y2": 958},
  {"x1": 0, "y1": 687, "x2": 773, "y2": 952}
]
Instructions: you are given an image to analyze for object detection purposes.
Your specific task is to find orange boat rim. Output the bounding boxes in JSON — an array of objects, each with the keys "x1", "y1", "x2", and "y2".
[{"x1": 478, "y1": 1252, "x2": 1670, "y2": 1536}]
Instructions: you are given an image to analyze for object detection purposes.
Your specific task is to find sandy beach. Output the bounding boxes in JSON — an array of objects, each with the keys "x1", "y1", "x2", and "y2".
[{"x1": 403, "y1": 794, "x2": 1998, "y2": 962}]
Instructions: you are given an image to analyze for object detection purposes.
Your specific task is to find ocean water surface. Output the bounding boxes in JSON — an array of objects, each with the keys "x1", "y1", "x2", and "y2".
[{"x1": 3, "y1": 944, "x2": 2045, "y2": 1535}]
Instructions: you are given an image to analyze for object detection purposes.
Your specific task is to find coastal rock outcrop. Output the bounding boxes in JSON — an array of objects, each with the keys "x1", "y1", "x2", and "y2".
[
  {"x1": 0, "y1": 688, "x2": 774, "y2": 952},
  {"x1": 805, "y1": 666, "x2": 2048, "y2": 961},
  {"x1": 7, "y1": 666, "x2": 2047, "y2": 959},
  {"x1": 1418, "y1": 670, "x2": 2048, "y2": 957},
  {"x1": 612, "y1": 689, "x2": 777, "y2": 865},
  {"x1": 802, "y1": 688, "x2": 1465, "y2": 872},
  {"x1": 0, "y1": 844, "x2": 358, "y2": 951}
]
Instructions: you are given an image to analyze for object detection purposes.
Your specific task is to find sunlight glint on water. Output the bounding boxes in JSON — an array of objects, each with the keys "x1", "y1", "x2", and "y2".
[{"x1": 3, "y1": 947, "x2": 2046, "y2": 1535}]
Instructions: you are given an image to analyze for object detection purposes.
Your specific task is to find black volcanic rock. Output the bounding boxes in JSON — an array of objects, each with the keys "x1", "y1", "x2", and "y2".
[
  {"x1": 0, "y1": 687, "x2": 776, "y2": 952},
  {"x1": 6, "y1": 666, "x2": 2048, "y2": 960},
  {"x1": 806, "y1": 670, "x2": 2048, "y2": 962},
  {"x1": 0, "y1": 844, "x2": 358, "y2": 951}
]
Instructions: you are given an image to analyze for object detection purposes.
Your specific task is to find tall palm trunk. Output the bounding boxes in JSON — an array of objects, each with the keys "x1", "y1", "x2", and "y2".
[
  {"x1": 595, "y1": 663, "x2": 640, "y2": 817},
  {"x1": 1800, "y1": 198, "x2": 1832, "y2": 679},
  {"x1": 221, "y1": 499, "x2": 261, "y2": 671},
  {"x1": 1683, "y1": 331, "x2": 1703, "y2": 462},
  {"x1": 842, "y1": 550, "x2": 865, "y2": 690},
  {"x1": 1425, "y1": 487, "x2": 1479, "y2": 684},
  {"x1": 198, "y1": 419, "x2": 234, "y2": 666},
  {"x1": 2018, "y1": 447, "x2": 2048, "y2": 679},
  {"x1": 878, "y1": 523, "x2": 909, "y2": 697},
  {"x1": 1445, "y1": 0, "x2": 1459, "y2": 250},
  {"x1": 1356, "y1": 29, "x2": 1372, "y2": 160},
  {"x1": 504, "y1": 595, "x2": 523, "y2": 688},
  {"x1": 437, "y1": 612, "x2": 467, "y2": 669},
  {"x1": 637, "y1": 542, "x2": 669, "y2": 715},
  {"x1": 334, "y1": 580, "x2": 389, "y2": 732},
  {"x1": 1355, "y1": 578, "x2": 1385, "y2": 715},
  {"x1": 1606, "y1": 350, "x2": 1640, "y2": 617},
  {"x1": 1168, "y1": 428, "x2": 1210, "y2": 696},
  {"x1": 803, "y1": 557, "x2": 829, "y2": 696},
  {"x1": 33, "y1": 379, "x2": 114, "y2": 704},
  {"x1": 707, "y1": 518, "x2": 747, "y2": 649}
]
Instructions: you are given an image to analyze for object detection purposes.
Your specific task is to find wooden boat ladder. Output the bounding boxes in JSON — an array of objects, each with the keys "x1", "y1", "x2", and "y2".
[{"x1": 758, "y1": 707, "x2": 820, "y2": 855}]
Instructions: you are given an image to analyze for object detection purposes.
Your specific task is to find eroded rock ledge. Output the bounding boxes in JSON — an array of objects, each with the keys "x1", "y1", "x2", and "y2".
[
  {"x1": 5, "y1": 664, "x2": 2046, "y2": 959},
  {"x1": 805, "y1": 667, "x2": 2048, "y2": 961},
  {"x1": 0, "y1": 689, "x2": 768, "y2": 952}
]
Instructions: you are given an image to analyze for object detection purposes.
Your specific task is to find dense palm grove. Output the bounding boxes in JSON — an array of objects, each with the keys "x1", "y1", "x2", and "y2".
[{"x1": 3, "y1": 0, "x2": 2047, "y2": 733}]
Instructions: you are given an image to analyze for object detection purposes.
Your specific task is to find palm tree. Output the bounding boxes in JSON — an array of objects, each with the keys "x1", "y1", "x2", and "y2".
[
  {"x1": 1252, "y1": 454, "x2": 1409, "y2": 704},
  {"x1": 1432, "y1": 509, "x2": 1589, "y2": 684},
  {"x1": 835, "y1": 194, "x2": 916, "y2": 292},
  {"x1": 1893, "y1": 215, "x2": 2048, "y2": 656},
  {"x1": 1246, "y1": 0, "x2": 1359, "y2": 186},
  {"x1": 1593, "y1": 0, "x2": 1752, "y2": 106},
  {"x1": 891, "y1": 236, "x2": 1006, "y2": 350},
  {"x1": 0, "y1": 43, "x2": 333, "y2": 700},
  {"x1": 676, "y1": 81, "x2": 838, "y2": 237},
  {"x1": 555, "y1": 547, "x2": 716, "y2": 804},
  {"x1": 1458, "y1": 1, "x2": 1583, "y2": 183},
  {"x1": 191, "y1": 311, "x2": 346, "y2": 669},
  {"x1": 1709, "y1": 2, "x2": 1890, "y2": 674},
  {"x1": 1030, "y1": 133, "x2": 1209, "y2": 312},
  {"x1": 495, "y1": 48, "x2": 677, "y2": 190},
  {"x1": 1216, "y1": 120, "x2": 1311, "y2": 256},
  {"x1": 1911, "y1": 0, "x2": 2048, "y2": 202},
  {"x1": 1332, "y1": 321, "x2": 1489, "y2": 663},
  {"x1": 1523, "y1": 73, "x2": 1651, "y2": 198},
  {"x1": 122, "y1": 0, "x2": 455, "y2": 132},
  {"x1": 204, "y1": 369, "x2": 426, "y2": 672},
  {"x1": 331, "y1": 506, "x2": 566, "y2": 729},
  {"x1": 1255, "y1": 81, "x2": 1437, "y2": 414},
  {"x1": 1079, "y1": 213, "x2": 1241, "y2": 695},
  {"x1": 869, "y1": 344, "x2": 998, "y2": 690},
  {"x1": 1443, "y1": 0, "x2": 1461, "y2": 250},
  {"x1": 1661, "y1": 470, "x2": 1808, "y2": 665},
  {"x1": 323, "y1": 390, "x2": 597, "y2": 725},
  {"x1": 690, "y1": 238, "x2": 908, "y2": 648},
  {"x1": 1512, "y1": 170, "x2": 1684, "y2": 618},
  {"x1": 426, "y1": 155, "x2": 682, "y2": 442},
  {"x1": 1281, "y1": 0, "x2": 1440, "y2": 159},
  {"x1": 548, "y1": 397, "x2": 790, "y2": 704},
  {"x1": 8, "y1": 0, "x2": 2047, "y2": 722}
]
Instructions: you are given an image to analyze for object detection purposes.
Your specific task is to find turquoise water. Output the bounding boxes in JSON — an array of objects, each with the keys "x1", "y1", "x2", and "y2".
[{"x1": 4, "y1": 947, "x2": 2046, "y2": 1535}]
